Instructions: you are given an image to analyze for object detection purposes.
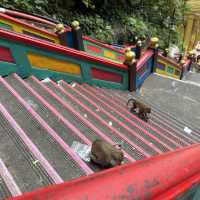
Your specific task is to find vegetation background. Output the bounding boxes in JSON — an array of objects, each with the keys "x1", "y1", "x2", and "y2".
[{"x1": 1, "y1": 0, "x2": 188, "y2": 48}]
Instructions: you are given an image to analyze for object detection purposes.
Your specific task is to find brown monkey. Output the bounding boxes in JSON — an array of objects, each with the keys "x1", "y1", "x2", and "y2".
[
  {"x1": 127, "y1": 98, "x2": 151, "y2": 122},
  {"x1": 90, "y1": 139, "x2": 124, "y2": 169}
]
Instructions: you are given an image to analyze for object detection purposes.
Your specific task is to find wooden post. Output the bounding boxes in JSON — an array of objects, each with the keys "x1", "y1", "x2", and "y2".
[
  {"x1": 149, "y1": 37, "x2": 159, "y2": 73},
  {"x1": 135, "y1": 40, "x2": 142, "y2": 59},
  {"x1": 180, "y1": 59, "x2": 186, "y2": 80},
  {"x1": 54, "y1": 23, "x2": 68, "y2": 46},
  {"x1": 71, "y1": 21, "x2": 85, "y2": 51},
  {"x1": 188, "y1": 51, "x2": 196, "y2": 71},
  {"x1": 163, "y1": 48, "x2": 169, "y2": 57},
  {"x1": 123, "y1": 48, "x2": 137, "y2": 92}
]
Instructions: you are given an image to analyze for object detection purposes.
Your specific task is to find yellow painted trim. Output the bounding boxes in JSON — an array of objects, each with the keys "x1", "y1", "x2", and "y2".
[
  {"x1": 104, "y1": 50, "x2": 116, "y2": 59},
  {"x1": 156, "y1": 68, "x2": 179, "y2": 79},
  {"x1": 27, "y1": 52, "x2": 81, "y2": 75},
  {"x1": 157, "y1": 59, "x2": 181, "y2": 79},
  {"x1": 0, "y1": 17, "x2": 60, "y2": 44},
  {"x1": 157, "y1": 59, "x2": 168, "y2": 66}
]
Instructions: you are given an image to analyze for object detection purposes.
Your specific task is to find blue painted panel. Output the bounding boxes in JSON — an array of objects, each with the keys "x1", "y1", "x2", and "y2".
[
  {"x1": 136, "y1": 57, "x2": 153, "y2": 88},
  {"x1": 66, "y1": 32, "x2": 75, "y2": 48},
  {"x1": 157, "y1": 62, "x2": 166, "y2": 70}
]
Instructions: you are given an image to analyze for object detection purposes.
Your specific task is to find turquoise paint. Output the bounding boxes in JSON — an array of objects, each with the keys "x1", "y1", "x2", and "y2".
[
  {"x1": 0, "y1": 35, "x2": 128, "y2": 90},
  {"x1": 0, "y1": 22, "x2": 13, "y2": 30},
  {"x1": 176, "y1": 184, "x2": 200, "y2": 200},
  {"x1": 31, "y1": 68, "x2": 83, "y2": 83},
  {"x1": 81, "y1": 63, "x2": 92, "y2": 84},
  {"x1": 92, "y1": 79, "x2": 126, "y2": 90},
  {"x1": 0, "y1": 62, "x2": 17, "y2": 76},
  {"x1": 12, "y1": 45, "x2": 32, "y2": 78},
  {"x1": 193, "y1": 186, "x2": 200, "y2": 200}
]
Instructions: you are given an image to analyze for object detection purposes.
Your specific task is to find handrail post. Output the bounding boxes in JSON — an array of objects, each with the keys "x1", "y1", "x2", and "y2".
[
  {"x1": 54, "y1": 23, "x2": 68, "y2": 46},
  {"x1": 123, "y1": 48, "x2": 137, "y2": 91},
  {"x1": 71, "y1": 20, "x2": 85, "y2": 51},
  {"x1": 149, "y1": 37, "x2": 159, "y2": 73},
  {"x1": 187, "y1": 51, "x2": 196, "y2": 72},
  {"x1": 135, "y1": 40, "x2": 142, "y2": 59},
  {"x1": 180, "y1": 59, "x2": 186, "y2": 80}
]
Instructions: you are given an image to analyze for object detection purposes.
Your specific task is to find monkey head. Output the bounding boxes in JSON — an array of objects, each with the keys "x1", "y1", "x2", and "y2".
[
  {"x1": 145, "y1": 107, "x2": 151, "y2": 114},
  {"x1": 110, "y1": 149, "x2": 124, "y2": 167}
]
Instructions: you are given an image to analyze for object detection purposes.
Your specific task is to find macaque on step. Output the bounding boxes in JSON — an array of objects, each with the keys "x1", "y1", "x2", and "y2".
[
  {"x1": 90, "y1": 139, "x2": 124, "y2": 169},
  {"x1": 127, "y1": 98, "x2": 151, "y2": 122}
]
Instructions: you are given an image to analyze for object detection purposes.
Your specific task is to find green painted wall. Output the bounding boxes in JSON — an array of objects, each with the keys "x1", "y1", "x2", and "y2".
[
  {"x1": 0, "y1": 22, "x2": 13, "y2": 30},
  {"x1": 0, "y1": 37, "x2": 128, "y2": 90}
]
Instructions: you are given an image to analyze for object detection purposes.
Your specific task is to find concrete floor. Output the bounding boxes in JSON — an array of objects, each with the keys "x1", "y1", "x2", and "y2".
[{"x1": 139, "y1": 73, "x2": 200, "y2": 127}]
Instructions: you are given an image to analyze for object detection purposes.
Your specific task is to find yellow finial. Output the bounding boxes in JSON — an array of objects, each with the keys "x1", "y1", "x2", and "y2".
[
  {"x1": 124, "y1": 48, "x2": 136, "y2": 62},
  {"x1": 55, "y1": 23, "x2": 65, "y2": 34},
  {"x1": 150, "y1": 37, "x2": 159, "y2": 49},
  {"x1": 72, "y1": 20, "x2": 80, "y2": 30},
  {"x1": 137, "y1": 40, "x2": 142, "y2": 47}
]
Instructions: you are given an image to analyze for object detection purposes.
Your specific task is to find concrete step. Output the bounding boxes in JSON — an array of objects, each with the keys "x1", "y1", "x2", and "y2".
[
  {"x1": 95, "y1": 86, "x2": 200, "y2": 145},
  {"x1": 1, "y1": 73, "x2": 199, "y2": 199}
]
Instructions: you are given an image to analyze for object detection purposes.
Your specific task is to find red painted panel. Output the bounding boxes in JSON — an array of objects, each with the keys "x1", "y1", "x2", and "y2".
[
  {"x1": 117, "y1": 55, "x2": 124, "y2": 61},
  {"x1": 0, "y1": 46, "x2": 15, "y2": 63},
  {"x1": 87, "y1": 44, "x2": 103, "y2": 54},
  {"x1": 84, "y1": 36, "x2": 124, "y2": 54},
  {"x1": 92, "y1": 68, "x2": 123, "y2": 83}
]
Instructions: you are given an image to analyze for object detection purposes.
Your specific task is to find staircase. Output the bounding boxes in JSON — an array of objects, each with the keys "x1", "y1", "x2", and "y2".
[
  {"x1": 0, "y1": 74, "x2": 199, "y2": 199},
  {"x1": 137, "y1": 73, "x2": 200, "y2": 126}
]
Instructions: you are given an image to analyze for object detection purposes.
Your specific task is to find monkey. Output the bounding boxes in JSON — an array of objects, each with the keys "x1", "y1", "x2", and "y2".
[
  {"x1": 127, "y1": 98, "x2": 151, "y2": 122},
  {"x1": 90, "y1": 139, "x2": 124, "y2": 169}
]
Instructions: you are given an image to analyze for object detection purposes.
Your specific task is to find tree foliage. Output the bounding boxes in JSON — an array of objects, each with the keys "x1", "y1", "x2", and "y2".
[{"x1": 0, "y1": 0, "x2": 187, "y2": 47}]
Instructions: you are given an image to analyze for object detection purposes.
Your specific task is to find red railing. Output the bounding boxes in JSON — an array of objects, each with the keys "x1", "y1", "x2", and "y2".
[{"x1": 8, "y1": 144, "x2": 200, "y2": 200}]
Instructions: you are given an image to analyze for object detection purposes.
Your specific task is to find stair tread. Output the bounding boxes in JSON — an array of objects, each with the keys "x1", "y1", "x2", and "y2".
[{"x1": 0, "y1": 74, "x2": 199, "y2": 199}]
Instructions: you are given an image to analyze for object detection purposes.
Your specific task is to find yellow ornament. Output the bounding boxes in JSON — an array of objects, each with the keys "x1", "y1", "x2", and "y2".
[
  {"x1": 150, "y1": 37, "x2": 159, "y2": 48},
  {"x1": 124, "y1": 48, "x2": 136, "y2": 62},
  {"x1": 137, "y1": 40, "x2": 142, "y2": 47},
  {"x1": 71, "y1": 20, "x2": 80, "y2": 30},
  {"x1": 55, "y1": 23, "x2": 65, "y2": 34}
]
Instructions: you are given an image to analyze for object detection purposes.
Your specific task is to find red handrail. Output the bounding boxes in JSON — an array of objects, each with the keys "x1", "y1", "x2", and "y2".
[
  {"x1": 8, "y1": 144, "x2": 200, "y2": 200},
  {"x1": 136, "y1": 49, "x2": 154, "y2": 70}
]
